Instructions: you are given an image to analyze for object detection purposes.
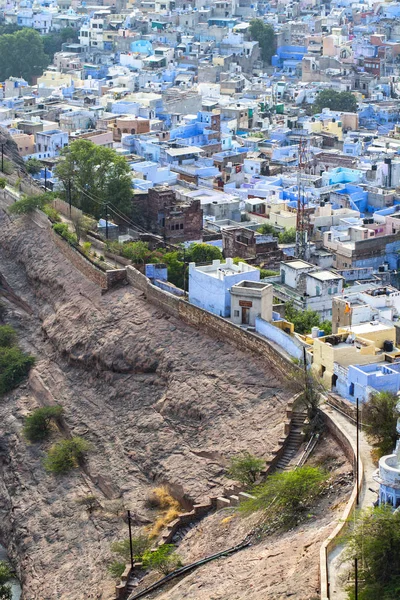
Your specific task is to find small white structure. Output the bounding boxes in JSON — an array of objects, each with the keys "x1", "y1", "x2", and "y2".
[
  {"x1": 230, "y1": 280, "x2": 273, "y2": 326},
  {"x1": 188, "y1": 257, "x2": 260, "y2": 317}
]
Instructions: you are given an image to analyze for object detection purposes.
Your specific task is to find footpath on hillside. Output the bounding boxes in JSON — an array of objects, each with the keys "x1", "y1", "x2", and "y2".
[{"x1": 322, "y1": 402, "x2": 377, "y2": 599}]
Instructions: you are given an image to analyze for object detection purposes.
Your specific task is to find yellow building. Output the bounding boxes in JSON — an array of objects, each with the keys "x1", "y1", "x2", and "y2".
[{"x1": 311, "y1": 322, "x2": 397, "y2": 388}]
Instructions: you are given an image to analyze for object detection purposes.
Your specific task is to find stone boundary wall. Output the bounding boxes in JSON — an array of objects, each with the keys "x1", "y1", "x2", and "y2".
[
  {"x1": 125, "y1": 265, "x2": 298, "y2": 379},
  {"x1": 326, "y1": 392, "x2": 357, "y2": 422},
  {"x1": 52, "y1": 230, "x2": 127, "y2": 291},
  {"x1": 319, "y1": 406, "x2": 363, "y2": 600},
  {"x1": 52, "y1": 198, "x2": 83, "y2": 222}
]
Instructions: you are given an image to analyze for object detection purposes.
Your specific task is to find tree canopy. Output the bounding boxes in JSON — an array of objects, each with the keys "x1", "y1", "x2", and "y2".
[
  {"x1": 313, "y1": 89, "x2": 357, "y2": 114},
  {"x1": 240, "y1": 466, "x2": 328, "y2": 529},
  {"x1": 344, "y1": 506, "x2": 400, "y2": 600},
  {"x1": 55, "y1": 140, "x2": 133, "y2": 219},
  {"x1": 0, "y1": 561, "x2": 12, "y2": 600},
  {"x1": 0, "y1": 28, "x2": 49, "y2": 83},
  {"x1": 257, "y1": 222, "x2": 277, "y2": 235},
  {"x1": 362, "y1": 391, "x2": 398, "y2": 457},
  {"x1": 249, "y1": 19, "x2": 276, "y2": 64},
  {"x1": 228, "y1": 452, "x2": 265, "y2": 486},
  {"x1": 284, "y1": 300, "x2": 332, "y2": 335},
  {"x1": 25, "y1": 158, "x2": 43, "y2": 175},
  {"x1": 42, "y1": 27, "x2": 79, "y2": 61}
]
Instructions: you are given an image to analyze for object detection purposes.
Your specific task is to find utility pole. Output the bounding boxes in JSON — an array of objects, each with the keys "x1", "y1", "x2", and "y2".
[
  {"x1": 355, "y1": 557, "x2": 358, "y2": 600},
  {"x1": 44, "y1": 167, "x2": 47, "y2": 191},
  {"x1": 356, "y1": 397, "x2": 360, "y2": 505},
  {"x1": 183, "y1": 244, "x2": 186, "y2": 294},
  {"x1": 1, "y1": 143, "x2": 4, "y2": 172},
  {"x1": 295, "y1": 134, "x2": 310, "y2": 260},
  {"x1": 105, "y1": 202, "x2": 109, "y2": 240},
  {"x1": 68, "y1": 179, "x2": 72, "y2": 216},
  {"x1": 127, "y1": 510, "x2": 134, "y2": 570}
]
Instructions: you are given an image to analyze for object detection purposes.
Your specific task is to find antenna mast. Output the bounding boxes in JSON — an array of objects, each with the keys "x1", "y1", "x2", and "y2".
[{"x1": 295, "y1": 134, "x2": 310, "y2": 260}]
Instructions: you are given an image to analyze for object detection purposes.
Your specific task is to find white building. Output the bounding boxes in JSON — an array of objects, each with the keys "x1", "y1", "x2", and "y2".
[
  {"x1": 230, "y1": 280, "x2": 273, "y2": 326},
  {"x1": 270, "y1": 260, "x2": 344, "y2": 321}
]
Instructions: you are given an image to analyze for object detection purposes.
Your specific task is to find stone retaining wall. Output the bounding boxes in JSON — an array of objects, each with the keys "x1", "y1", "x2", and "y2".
[{"x1": 52, "y1": 230, "x2": 127, "y2": 291}]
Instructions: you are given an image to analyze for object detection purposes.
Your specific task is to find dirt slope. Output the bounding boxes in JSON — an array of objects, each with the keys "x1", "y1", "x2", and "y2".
[{"x1": 0, "y1": 210, "x2": 292, "y2": 599}]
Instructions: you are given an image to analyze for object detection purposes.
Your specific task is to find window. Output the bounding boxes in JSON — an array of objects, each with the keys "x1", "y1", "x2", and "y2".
[
  {"x1": 234, "y1": 310, "x2": 240, "y2": 317},
  {"x1": 316, "y1": 285, "x2": 321, "y2": 296},
  {"x1": 328, "y1": 287, "x2": 332, "y2": 295}
]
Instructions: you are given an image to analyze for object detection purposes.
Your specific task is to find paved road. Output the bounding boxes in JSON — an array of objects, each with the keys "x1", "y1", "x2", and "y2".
[{"x1": 322, "y1": 403, "x2": 378, "y2": 599}]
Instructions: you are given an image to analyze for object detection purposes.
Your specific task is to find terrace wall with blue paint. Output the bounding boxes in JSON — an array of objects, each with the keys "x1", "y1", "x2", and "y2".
[{"x1": 255, "y1": 316, "x2": 303, "y2": 360}]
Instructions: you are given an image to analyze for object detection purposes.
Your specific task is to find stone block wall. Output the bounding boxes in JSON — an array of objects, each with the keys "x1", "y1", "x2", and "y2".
[
  {"x1": 53, "y1": 198, "x2": 83, "y2": 222},
  {"x1": 52, "y1": 230, "x2": 127, "y2": 291}
]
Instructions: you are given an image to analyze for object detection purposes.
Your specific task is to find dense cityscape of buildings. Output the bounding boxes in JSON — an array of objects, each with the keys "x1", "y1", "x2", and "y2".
[{"x1": 2, "y1": 0, "x2": 400, "y2": 511}]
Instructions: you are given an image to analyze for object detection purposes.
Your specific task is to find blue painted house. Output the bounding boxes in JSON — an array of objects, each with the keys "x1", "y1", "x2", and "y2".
[{"x1": 188, "y1": 258, "x2": 260, "y2": 317}]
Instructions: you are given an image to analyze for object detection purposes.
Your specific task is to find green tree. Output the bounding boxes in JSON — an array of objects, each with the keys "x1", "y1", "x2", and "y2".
[
  {"x1": 320, "y1": 320, "x2": 332, "y2": 335},
  {"x1": 42, "y1": 27, "x2": 79, "y2": 61},
  {"x1": 313, "y1": 89, "x2": 357, "y2": 114},
  {"x1": 344, "y1": 506, "x2": 400, "y2": 600},
  {"x1": 0, "y1": 584, "x2": 12, "y2": 600},
  {"x1": 25, "y1": 158, "x2": 43, "y2": 175},
  {"x1": 142, "y1": 544, "x2": 183, "y2": 575},
  {"x1": 44, "y1": 437, "x2": 91, "y2": 474},
  {"x1": 363, "y1": 391, "x2": 398, "y2": 457},
  {"x1": 55, "y1": 140, "x2": 133, "y2": 219},
  {"x1": 249, "y1": 19, "x2": 276, "y2": 64},
  {"x1": 257, "y1": 222, "x2": 276, "y2": 235},
  {"x1": 163, "y1": 251, "x2": 184, "y2": 288},
  {"x1": 8, "y1": 193, "x2": 48, "y2": 215},
  {"x1": 284, "y1": 300, "x2": 321, "y2": 335},
  {"x1": 0, "y1": 325, "x2": 16, "y2": 347},
  {"x1": 0, "y1": 178, "x2": 6, "y2": 190},
  {"x1": 120, "y1": 241, "x2": 151, "y2": 264},
  {"x1": 260, "y1": 269, "x2": 279, "y2": 277},
  {"x1": 186, "y1": 243, "x2": 223, "y2": 263},
  {"x1": 111, "y1": 534, "x2": 152, "y2": 562},
  {"x1": 278, "y1": 228, "x2": 296, "y2": 244},
  {"x1": 240, "y1": 466, "x2": 328, "y2": 529},
  {"x1": 0, "y1": 29, "x2": 49, "y2": 83},
  {"x1": 0, "y1": 346, "x2": 35, "y2": 395},
  {"x1": 107, "y1": 561, "x2": 125, "y2": 579},
  {"x1": 227, "y1": 452, "x2": 265, "y2": 486},
  {"x1": 23, "y1": 406, "x2": 64, "y2": 442},
  {"x1": 0, "y1": 561, "x2": 12, "y2": 600}
]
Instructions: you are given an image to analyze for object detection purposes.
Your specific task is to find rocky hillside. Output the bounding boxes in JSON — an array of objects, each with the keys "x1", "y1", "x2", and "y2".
[{"x1": 0, "y1": 207, "x2": 292, "y2": 599}]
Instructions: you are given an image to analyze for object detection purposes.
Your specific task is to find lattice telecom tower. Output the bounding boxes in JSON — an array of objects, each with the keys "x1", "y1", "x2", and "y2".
[{"x1": 295, "y1": 134, "x2": 310, "y2": 260}]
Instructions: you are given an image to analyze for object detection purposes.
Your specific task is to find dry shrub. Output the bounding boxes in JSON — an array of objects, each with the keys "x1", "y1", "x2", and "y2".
[{"x1": 147, "y1": 486, "x2": 182, "y2": 538}]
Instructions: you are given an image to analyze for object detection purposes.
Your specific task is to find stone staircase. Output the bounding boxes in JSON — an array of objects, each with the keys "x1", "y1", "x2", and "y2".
[{"x1": 275, "y1": 412, "x2": 307, "y2": 471}]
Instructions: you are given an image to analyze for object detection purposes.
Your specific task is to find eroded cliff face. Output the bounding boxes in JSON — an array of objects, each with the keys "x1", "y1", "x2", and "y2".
[{"x1": 0, "y1": 210, "x2": 291, "y2": 599}]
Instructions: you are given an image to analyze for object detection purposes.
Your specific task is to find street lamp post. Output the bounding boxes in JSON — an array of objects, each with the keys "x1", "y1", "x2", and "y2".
[{"x1": 127, "y1": 510, "x2": 134, "y2": 570}]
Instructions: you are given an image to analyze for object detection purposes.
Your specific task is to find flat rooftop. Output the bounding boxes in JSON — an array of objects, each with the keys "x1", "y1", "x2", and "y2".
[
  {"x1": 342, "y1": 322, "x2": 394, "y2": 335},
  {"x1": 284, "y1": 260, "x2": 312, "y2": 270},
  {"x1": 309, "y1": 271, "x2": 343, "y2": 282}
]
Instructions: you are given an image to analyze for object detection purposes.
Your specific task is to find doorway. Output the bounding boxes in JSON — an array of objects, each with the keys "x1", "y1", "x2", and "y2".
[{"x1": 242, "y1": 307, "x2": 250, "y2": 325}]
